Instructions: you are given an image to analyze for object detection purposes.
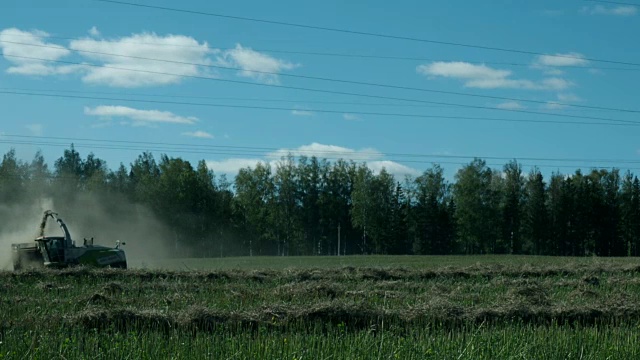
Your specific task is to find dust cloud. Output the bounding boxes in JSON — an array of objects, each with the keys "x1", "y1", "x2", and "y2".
[
  {"x1": 0, "y1": 193, "x2": 175, "y2": 270},
  {"x1": 0, "y1": 199, "x2": 53, "y2": 270}
]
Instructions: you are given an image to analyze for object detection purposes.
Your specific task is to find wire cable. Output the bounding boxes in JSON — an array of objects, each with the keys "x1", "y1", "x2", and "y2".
[
  {"x1": 582, "y1": 0, "x2": 640, "y2": 6},
  {"x1": 2, "y1": 54, "x2": 638, "y2": 125},
  {"x1": 2, "y1": 32, "x2": 639, "y2": 72},
  {"x1": 1, "y1": 90, "x2": 638, "y2": 127},
  {"x1": 2, "y1": 40, "x2": 638, "y2": 114},
  {"x1": 91, "y1": 0, "x2": 640, "y2": 67},
  {"x1": 0, "y1": 86, "x2": 622, "y2": 113},
  {"x1": 1, "y1": 139, "x2": 639, "y2": 171},
  {"x1": 4, "y1": 134, "x2": 640, "y2": 164}
]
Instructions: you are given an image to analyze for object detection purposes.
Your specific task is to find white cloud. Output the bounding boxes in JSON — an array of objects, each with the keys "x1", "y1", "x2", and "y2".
[
  {"x1": 417, "y1": 61, "x2": 572, "y2": 90},
  {"x1": 582, "y1": 5, "x2": 637, "y2": 16},
  {"x1": 470, "y1": 77, "x2": 570, "y2": 91},
  {"x1": 218, "y1": 44, "x2": 297, "y2": 84},
  {"x1": 25, "y1": 124, "x2": 43, "y2": 136},
  {"x1": 182, "y1": 130, "x2": 214, "y2": 139},
  {"x1": 205, "y1": 143, "x2": 419, "y2": 177},
  {"x1": 88, "y1": 26, "x2": 100, "y2": 37},
  {"x1": 271, "y1": 143, "x2": 419, "y2": 177},
  {"x1": 69, "y1": 32, "x2": 214, "y2": 87},
  {"x1": 1, "y1": 28, "x2": 299, "y2": 89},
  {"x1": 542, "y1": 102, "x2": 566, "y2": 110},
  {"x1": 542, "y1": 92, "x2": 583, "y2": 110},
  {"x1": 557, "y1": 93, "x2": 582, "y2": 102},
  {"x1": 206, "y1": 158, "x2": 265, "y2": 173},
  {"x1": 267, "y1": 143, "x2": 382, "y2": 161},
  {"x1": 540, "y1": 78, "x2": 573, "y2": 90},
  {"x1": 291, "y1": 110, "x2": 314, "y2": 117},
  {"x1": 368, "y1": 161, "x2": 420, "y2": 177},
  {"x1": 84, "y1": 105, "x2": 198, "y2": 126},
  {"x1": 343, "y1": 113, "x2": 361, "y2": 121},
  {"x1": 418, "y1": 62, "x2": 510, "y2": 81},
  {"x1": 467, "y1": 76, "x2": 571, "y2": 91},
  {"x1": 534, "y1": 52, "x2": 588, "y2": 67},
  {"x1": 495, "y1": 101, "x2": 525, "y2": 110},
  {"x1": 0, "y1": 28, "x2": 71, "y2": 75}
]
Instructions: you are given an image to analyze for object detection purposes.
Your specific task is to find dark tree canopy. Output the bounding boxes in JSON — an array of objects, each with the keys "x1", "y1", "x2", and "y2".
[{"x1": 2, "y1": 147, "x2": 639, "y2": 258}]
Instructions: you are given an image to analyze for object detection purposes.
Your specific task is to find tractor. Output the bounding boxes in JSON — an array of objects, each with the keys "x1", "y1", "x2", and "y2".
[{"x1": 11, "y1": 210, "x2": 127, "y2": 270}]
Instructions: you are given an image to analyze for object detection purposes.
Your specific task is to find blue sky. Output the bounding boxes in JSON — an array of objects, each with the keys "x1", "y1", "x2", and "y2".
[{"x1": 0, "y1": 0, "x2": 639, "y2": 180}]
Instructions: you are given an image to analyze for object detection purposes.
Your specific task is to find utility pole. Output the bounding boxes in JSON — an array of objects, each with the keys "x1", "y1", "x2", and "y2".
[
  {"x1": 344, "y1": 235, "x2": 347, "y2": 256},
  {"x1": 363, "y1": 224, "x2": 367, "y2": 255},
  {"x1": 338, "y1": 223, "x2": 341, "y2": 256}
]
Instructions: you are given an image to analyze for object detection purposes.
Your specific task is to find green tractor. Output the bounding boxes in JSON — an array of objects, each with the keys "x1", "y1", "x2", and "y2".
[{"x1": 11, "y1": 210, "x2": 127, "y2": 270}]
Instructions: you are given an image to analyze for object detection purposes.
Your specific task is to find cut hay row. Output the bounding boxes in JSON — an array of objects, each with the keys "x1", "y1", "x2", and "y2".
[
  {"x1": 4, "y1": 261, "x2": 640, "y2": 282},
  {"x1": 3, "y1": 264, "x2": 640, "y2": 333},
  {"x1": 59, "y1": 302, "x2": 640, "y2": 332},
  {"x1": 4, "y1": 257, "x2": 640, "y2": 358}
]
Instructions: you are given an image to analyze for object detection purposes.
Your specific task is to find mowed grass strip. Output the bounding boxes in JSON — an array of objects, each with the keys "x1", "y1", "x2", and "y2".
[
  {"x1": 2, "y1": 324, "x2": 640, "y2": 359},
  {"x1": 4, "y1": 256, "x2": 640, "y2": 358},
  {"x1": 3, "y1": 257, "x2": 640, "y2": 331}
]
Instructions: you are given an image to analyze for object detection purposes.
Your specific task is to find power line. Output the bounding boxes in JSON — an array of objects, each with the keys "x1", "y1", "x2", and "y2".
[
  {"x1": 5, "y1": 134, "x2": 640, "y2": 164},
  {"x1": 1, "y1": 139, "x2": 639, "y2": 171},
  {"x1": 1, "y1": 90, "x2": 639, "y2": 127},
  {"x1": 2, "y1": 40, "x2": 639, "y2": 114},
  {"x1": 0, "y1": 86, "x2": 455, "y2": 109},
  {"x1": 2, "y1": 32, "x2": 639, "y2": 71},
  {"x1": 0, "y1": 86, "x2": 447, "y2": 108},
  {"x1": 0, "y1": 87, "x2": 621, "y2": 113},
  {"x1": 91, "y1": 0, "x2": 640, "y2": 67},
  {"x1": 582, "y1": 0, "x2": 640, "y2": 6},
  {"x1": 3, "y1": 55, "x2": 639, "y2": 125}
]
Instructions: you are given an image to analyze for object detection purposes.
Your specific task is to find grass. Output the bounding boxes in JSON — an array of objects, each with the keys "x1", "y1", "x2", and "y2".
[
  {"x1": 3, "y1": 325, "x2": 640, "y2": 359},
  {"x1": 131, "y1": 254, "x2": 640, "y2": 270},
  {"x1": 3, "y1": 255, "x2": 640, "y2": 359}
]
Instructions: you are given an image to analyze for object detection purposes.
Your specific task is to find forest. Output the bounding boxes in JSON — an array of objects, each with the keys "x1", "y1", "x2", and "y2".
[{"x1": 1, "y1": 145, "x2": 639, "y2": 258}]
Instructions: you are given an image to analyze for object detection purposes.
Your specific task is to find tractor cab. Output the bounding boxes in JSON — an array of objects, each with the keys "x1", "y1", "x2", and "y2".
[{"x1": 35, "y1": 236, "x2": 67, "y2": 267}]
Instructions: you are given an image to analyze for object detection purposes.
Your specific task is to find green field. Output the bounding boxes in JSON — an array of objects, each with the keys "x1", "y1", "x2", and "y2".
[
  {"x1": 3, "y1": 255, "x2": 640, "y2": 359},
  {"x1": 132, "y1": 254, "x2": 640, "y2": 270}
]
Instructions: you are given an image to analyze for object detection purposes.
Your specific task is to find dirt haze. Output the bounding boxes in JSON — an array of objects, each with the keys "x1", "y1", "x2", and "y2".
[
  {"x1": 0, "y1": 198, "x2": 54, "y2": 270},
  {"x1": 0, "y1": 194, "x2": 175, "y2": 270}
]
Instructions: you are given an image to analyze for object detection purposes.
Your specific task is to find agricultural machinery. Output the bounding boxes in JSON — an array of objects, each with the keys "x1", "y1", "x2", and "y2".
[{"x1": 11, "y1": 210, "x2": 127, "y2": 270}]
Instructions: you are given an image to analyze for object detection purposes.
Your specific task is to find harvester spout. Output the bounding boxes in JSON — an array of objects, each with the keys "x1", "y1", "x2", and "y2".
[
  {"x1": 57, "y1": 218, "x2": 73, "y2": 248},
  {"x1": 39, "y1": 210, "x2": 73, "y2": 248},
  {"x1": 39, "y1": 210, "x2": 57, "y2": 237}
]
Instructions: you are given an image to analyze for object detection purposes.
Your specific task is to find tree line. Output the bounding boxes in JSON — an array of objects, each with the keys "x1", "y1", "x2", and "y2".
[{"x1": 1, "y1": 146, "x2": 639, "y2": 257}]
